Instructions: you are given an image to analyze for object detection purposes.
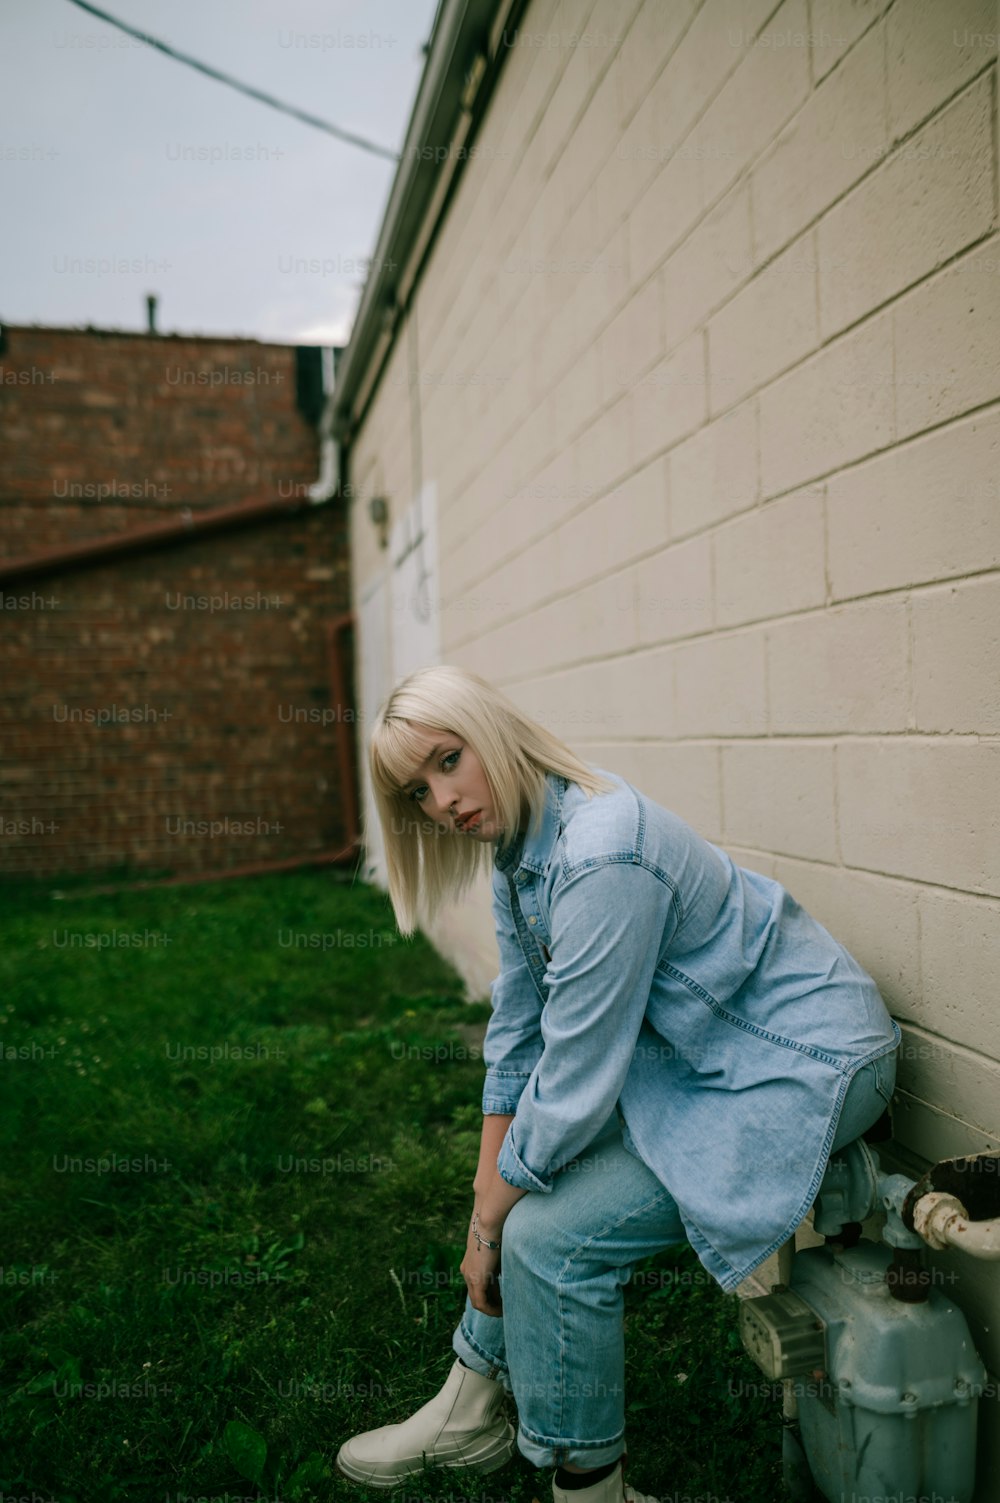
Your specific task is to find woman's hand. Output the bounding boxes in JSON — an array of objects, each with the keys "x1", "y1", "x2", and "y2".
[
  {"x1": 462, "y1": 1114, "x2": 526, "y2": 1314},
  {"x1": 461, "y1": 1212, "x2": 503, "y2": 1315}
]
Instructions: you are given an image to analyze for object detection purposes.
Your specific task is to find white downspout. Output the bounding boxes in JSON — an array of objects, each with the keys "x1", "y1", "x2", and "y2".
[{"x1": 309, "y1": 346, "x2": 340, "y2": 502}]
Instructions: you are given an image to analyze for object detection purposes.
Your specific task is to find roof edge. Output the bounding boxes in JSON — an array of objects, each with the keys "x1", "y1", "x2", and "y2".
[
  {"x1": 0, "y1": 321, "x2": 336, "y2": 350},
  {"x1": 330, "y1": 0, "x2": 520, "y2": 441}
]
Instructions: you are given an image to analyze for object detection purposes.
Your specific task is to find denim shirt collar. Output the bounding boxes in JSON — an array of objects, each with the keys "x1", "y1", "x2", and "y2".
[{"x1": 494, "y1": 770, "x2": 569, "y2": 878}]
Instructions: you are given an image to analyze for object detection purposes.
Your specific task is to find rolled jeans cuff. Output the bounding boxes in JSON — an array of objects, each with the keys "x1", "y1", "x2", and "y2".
[
  {"x1": 453, "y1": 1310, "x2": 627, "y2": 1468},
  {"x1": 452, "y1": 1311, "x2": 513, "y2": 1395},
  {"x1": 515, "y1": 1422, "x2": 626, "y2": 1471}
]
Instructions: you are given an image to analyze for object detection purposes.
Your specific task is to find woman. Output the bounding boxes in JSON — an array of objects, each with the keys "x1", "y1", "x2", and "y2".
[{"x1": 337, "y1": 664, "x2": 901, "y2": 1503}]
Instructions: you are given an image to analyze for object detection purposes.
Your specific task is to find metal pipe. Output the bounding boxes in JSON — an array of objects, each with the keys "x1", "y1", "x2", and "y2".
[
  {"x1": 326, "y1": 612, "x2": 360, "y2": 844},
  {"x1": 774, "y1": 1236, "x2": 800, "y2": 1428},
  {"x1": 777, "y1": 1236, "x2": 795, "y2": 1288},
  {"x1": 913, "y1": 1191, "x2": 1000, "y2": 1259},
  {"x1": 0, "y1": 490, "x2": 329, "y2": 587}
]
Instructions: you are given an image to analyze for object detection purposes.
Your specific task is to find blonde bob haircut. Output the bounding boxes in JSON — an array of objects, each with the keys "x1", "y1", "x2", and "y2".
[{"x1": 368, "y1": 663, "x2": 617, "y2": 937}]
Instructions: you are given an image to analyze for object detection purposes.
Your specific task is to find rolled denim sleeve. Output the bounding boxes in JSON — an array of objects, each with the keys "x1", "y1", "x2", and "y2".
[
  {"x1": 481, "y1": 869, "x2": 546, "y2": 1115},
  {"x1": 495, "y1": 859, "x2": 681, "y2": 1192}
]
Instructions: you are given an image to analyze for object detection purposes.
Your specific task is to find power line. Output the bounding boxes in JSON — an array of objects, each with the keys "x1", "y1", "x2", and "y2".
[{"x1": 63, "y1": 0, "x2": 401, "y2": 163}]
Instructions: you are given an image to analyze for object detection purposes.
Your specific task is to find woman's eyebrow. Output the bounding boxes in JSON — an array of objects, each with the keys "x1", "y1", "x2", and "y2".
[{"x1": 402, "y1": 743, "x2": 446, "y2": 791}]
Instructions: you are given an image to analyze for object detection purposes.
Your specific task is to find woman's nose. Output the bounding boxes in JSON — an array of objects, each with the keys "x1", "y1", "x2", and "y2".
[{"x1": 424, "y1": 777, "x2": 451, "y2": 822}]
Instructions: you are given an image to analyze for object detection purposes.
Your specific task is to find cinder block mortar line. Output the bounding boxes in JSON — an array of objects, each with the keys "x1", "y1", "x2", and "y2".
[
  {"x1": 451, "y1": 50, "x2": 996, "y2": 509},
  {"x1": 444, "y1": 546, "x2": 1000, "y2": 652},
  {"x1": 448, "y1": 176, "x2": 997, "y2": 547},
  {"x1": 444, "y1": 0, "x2": 799, "y2": 487},
  {"x1": 899, "y1": 1020, "x2": 1000, "y2": 1071}
]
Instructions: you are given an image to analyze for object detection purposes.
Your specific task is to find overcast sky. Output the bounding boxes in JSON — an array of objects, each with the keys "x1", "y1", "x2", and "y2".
[{"x1": 2, "y1": 0, "x2": 440, "y2": 345}]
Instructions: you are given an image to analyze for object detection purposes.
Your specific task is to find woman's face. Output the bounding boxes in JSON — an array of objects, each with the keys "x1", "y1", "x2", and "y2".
[{"x1": 399, "y1": 722, "x2": 500, "y2": 841}]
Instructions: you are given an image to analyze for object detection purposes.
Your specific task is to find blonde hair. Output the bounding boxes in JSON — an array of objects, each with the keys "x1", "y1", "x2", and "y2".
[{"x1": 367, "y1": 663, "x2": 617, "y2": 937}]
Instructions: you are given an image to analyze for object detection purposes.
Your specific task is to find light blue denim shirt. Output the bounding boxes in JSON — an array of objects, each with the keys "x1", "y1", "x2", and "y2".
[{"x1": 483, "y1": 767, "x2": 901, "y2": 1292}]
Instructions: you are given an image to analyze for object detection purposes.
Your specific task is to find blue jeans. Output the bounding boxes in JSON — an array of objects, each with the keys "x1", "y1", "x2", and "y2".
[{"x1": 453, "y1": 1054, "x2": 897, "y2": 1468}]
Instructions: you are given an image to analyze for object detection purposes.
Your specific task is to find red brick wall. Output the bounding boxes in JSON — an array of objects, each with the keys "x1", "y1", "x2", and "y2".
[
  {"x1": 0, "y1": 324, "x2": 319, "y2": 558},
  {"x1": 0, "y1": 325, "x2": 356, "y2": 880}
]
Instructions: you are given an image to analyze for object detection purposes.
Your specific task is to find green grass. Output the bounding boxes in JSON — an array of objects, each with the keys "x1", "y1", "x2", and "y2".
[{"x1": 0, "y1": 870, "x2": 782, "y2": 1502}]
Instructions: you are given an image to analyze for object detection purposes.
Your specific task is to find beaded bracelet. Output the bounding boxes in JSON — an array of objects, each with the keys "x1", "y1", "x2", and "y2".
[{"x1": 471, "y1": 1210, "x2": 502, "y2": 1251}]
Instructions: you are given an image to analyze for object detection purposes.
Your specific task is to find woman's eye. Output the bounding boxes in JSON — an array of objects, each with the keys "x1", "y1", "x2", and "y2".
[{"x1": 407, "y1": 749, "x2": 461, "y2": 803}]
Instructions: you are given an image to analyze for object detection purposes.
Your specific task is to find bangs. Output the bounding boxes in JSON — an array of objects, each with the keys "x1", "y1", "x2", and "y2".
[{"x1": 370, "y1": 715, "x2": 454, "y2": 799}]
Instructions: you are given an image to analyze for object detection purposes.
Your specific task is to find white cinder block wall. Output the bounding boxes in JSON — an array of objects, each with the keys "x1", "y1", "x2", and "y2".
[{"x1": 349, "y1": 1, "x2": 1000, "y2": 1485}]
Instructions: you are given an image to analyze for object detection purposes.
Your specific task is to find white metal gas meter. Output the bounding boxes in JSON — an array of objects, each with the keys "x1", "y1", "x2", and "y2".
[{"x1": 739, "y1": 1140, "x2": 998, "y2": 1501}]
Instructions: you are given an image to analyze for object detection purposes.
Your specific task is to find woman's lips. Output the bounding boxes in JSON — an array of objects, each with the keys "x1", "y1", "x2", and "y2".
[{"x1": 456, "y1": 810, "x2": 482, "y2": 830}]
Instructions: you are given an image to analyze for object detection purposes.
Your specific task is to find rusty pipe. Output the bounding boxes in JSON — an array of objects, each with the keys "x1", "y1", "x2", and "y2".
[{"x1": 912, "y1": 1191, "x2": 1000, "y2": 1259}]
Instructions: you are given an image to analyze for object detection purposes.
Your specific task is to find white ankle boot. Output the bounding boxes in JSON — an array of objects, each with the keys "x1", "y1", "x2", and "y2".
[
  {"x1": 552, "y1": 1459, "x2": 659, "y2": 1503},
  {"x1": 336, "y1": 1358, "x2": 515, "y2": 1486}
]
